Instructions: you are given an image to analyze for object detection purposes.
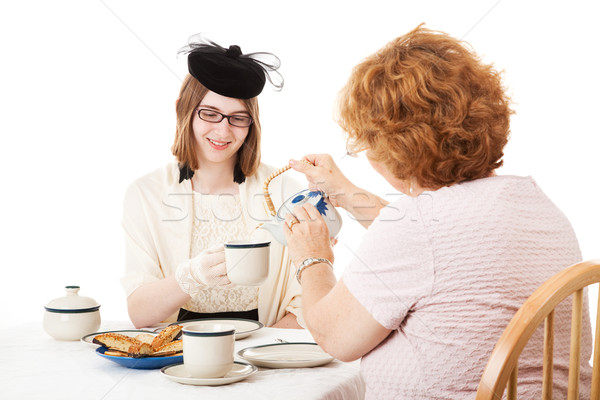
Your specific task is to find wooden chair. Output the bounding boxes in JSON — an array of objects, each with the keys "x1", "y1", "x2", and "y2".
[{"x1": 476, "y1": 260, "x2": 600, "y2": 400}]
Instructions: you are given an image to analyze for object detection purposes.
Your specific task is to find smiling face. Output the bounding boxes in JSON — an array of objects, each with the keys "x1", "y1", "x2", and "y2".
[{"x1": 192, "y1": 90, "x2": 250, "y2": 169}]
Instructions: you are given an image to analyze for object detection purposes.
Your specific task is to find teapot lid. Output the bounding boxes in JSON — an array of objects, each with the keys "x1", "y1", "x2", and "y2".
[
  {"x1": 44, "y1": 286, "x2": 100, "y2": 313},
  {"x1": 277, "y1": 189, "x2": 329, "y2": 220}
]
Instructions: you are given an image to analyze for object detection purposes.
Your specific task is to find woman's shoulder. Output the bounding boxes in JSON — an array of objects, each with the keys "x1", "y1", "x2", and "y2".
[
  {"x1": 378, "y1": 175, "x2": 543, "y2": 226},
  {"x1": 129, "y1": 162, "x2": 181, "y2": 189},
  {"x1": 429, "y1": 175, "x2": 539, "y2": 201},
  {"x1": 462, "y1": 174, "x2": 536, "y2": 189},
  {"x1": 124, "y1": 162, "x2": 183, "y2": 201}
]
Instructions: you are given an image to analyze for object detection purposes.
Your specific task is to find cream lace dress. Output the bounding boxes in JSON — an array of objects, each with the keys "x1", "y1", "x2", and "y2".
[{"x1": 181, "y1": 192, "x2": 258, "y2": 313}]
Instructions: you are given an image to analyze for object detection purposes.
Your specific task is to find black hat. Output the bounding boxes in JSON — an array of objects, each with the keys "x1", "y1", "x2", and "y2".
[{"x1": 179, "y1": 35, "x2": 283, "y2": 99}]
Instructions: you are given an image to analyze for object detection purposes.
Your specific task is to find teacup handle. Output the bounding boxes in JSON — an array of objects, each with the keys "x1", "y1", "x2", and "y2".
[{"x1": 263, "y1": 160, "x2": 313, "y2": 216}]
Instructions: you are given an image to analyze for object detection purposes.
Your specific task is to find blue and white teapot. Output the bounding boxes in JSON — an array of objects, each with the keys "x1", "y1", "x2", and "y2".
[{"x1": 258, "y1": 164, "x2": 342, "y2": 245}]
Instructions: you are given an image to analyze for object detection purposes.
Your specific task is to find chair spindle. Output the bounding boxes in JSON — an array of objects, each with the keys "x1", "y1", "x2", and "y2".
[
  {"x1": 507, "y1": 364, "x2": 518, "y2": 400},
  {"x1": 567, "y1": 289, "x2": 583, "y2": 400},
  {"x1": 590, "y1": 285, "x2": 600, "y2": 400},
  {"x1": 542, "y1": 311, "x2": 554, "y2": 400}
]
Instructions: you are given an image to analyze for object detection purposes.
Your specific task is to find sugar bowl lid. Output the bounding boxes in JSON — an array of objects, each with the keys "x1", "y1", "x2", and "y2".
[{"x1": 44, "y1": 286, "x2": 100, "y2": 313}]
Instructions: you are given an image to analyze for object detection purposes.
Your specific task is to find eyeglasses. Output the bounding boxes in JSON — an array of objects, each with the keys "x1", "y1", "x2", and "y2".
[
  {"x1": 344, "y1": 144, "x2": 368, "y2": 158},
  {"x1": 196, "y1": 109, "x2": 253, "y2": 128}
]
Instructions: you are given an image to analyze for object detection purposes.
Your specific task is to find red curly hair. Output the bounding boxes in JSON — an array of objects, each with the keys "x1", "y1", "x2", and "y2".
[{"x1": 338, "y1": 24, "x2": 513, "y2": 189}]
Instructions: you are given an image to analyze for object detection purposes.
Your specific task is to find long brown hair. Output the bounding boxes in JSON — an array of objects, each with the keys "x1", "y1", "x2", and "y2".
[{"x1": 171, "y1": 74, "x2": 261, "y2": 179}]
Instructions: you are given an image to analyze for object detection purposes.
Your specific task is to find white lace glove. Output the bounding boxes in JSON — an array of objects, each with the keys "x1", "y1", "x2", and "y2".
[{"x1": 176, "y1": 244, "x2": 234, "y2": 295}]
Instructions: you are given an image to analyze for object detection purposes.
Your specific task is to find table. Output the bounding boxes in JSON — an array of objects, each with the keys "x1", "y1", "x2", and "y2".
[{"x1": 0, "y1": 321, "x2": 365, "y2": 400}]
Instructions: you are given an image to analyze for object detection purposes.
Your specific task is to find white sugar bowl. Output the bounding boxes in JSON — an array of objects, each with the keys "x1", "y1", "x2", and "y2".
[{"x1": 43, "y1": 286, "x2": 101, "y2": 341}]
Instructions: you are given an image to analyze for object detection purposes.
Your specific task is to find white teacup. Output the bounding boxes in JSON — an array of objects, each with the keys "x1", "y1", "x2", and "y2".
[
  {"x1": 182, "y1": 323, "x2": 235, "y2": 379},
  {"x1": 224, "y1": 240, "x2": 270, "y2": 286}
]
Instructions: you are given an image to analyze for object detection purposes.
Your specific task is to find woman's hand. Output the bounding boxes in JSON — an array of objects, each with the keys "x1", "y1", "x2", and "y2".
[
  {"x1": 291, "y1": 153, "x2": 389, "y2": 229},
  {"x1": 176, "y1": 245, "x2": 234, "y2": 294},
  {"x1": 282, "y1": 203, "x2": 335, "y2": 268},
  {"x1": 289, "y1": 154, "x2": 355, "y2": 208}
]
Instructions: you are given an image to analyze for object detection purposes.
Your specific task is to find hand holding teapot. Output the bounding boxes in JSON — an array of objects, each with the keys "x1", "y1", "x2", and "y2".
[{"x1": 257, "y1": 159, "x2": 343, "y2": 246}]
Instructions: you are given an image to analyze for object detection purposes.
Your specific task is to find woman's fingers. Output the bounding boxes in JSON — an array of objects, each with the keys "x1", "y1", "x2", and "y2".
[
  {"x1": 289, "y1": 158, "x2": 313, "y2": 173},
  {"x1": 213, "y1": 262, "x2": 235, "y2": 288},
  {"x1": 292, "y1": 204, "x2": 310, "y2": 221},
  {"x1": 204, "y1": 250, "x2": 225, "y2": 266},
  {"x1": 284, "y1": 213, "x2": 298, "y2": 228},
  {"x1": 212, "y1": 261, "x2": 227, "y2": 275},
  {"x1": 205, "y1": 244, "x2": 225, "y2": 254},
  {"x1": 284, "y1": 204, "x2": 327, "y2": 236},
  {"x1": 282, "y1": 203, "x2": 335, "y2": 267},
  {"x1": 289, "y1": 154, "x2": 333, "y2": 182},
  {"x1": 293, "y1": 204, "x2": 326, "y2": 225},
  {"x1": 301, "y1": 153, "x2": 333, "y2": 167},
  {"x1": 219, "y1": 275, "x2": 235, "y2": 288},
  {"x1": 303, "y1": 203, "x2": 323, "y2": 221}
]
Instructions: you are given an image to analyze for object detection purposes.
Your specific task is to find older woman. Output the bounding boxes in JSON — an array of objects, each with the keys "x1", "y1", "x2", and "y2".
[{"x1": 283, "y1": 25, "x2": 593, "y2": 399}]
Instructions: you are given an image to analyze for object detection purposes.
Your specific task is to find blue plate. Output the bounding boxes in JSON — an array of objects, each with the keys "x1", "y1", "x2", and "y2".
[{"x1": 96, "y1": 347, "x2": 183, "y2": 369}]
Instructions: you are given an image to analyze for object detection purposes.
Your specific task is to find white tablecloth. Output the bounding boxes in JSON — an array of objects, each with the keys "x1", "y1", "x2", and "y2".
[{"x1": 1, "y1": 321, "x2": 364, "y2": 400}]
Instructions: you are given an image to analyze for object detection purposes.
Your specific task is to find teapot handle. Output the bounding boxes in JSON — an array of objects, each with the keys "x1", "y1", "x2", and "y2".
[{"x1": 262, "y1": 160, "x2": 313, "y2": 216}]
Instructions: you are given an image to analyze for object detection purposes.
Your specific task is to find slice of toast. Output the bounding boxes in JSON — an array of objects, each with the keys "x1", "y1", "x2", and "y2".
[
  {"x1": 134, "y1": 333, "x2": 155, "y2": 345},
  {"x1": 93, "y1": 333, "x2": 139, "y2": 353},
  {"x1": 93, "y1": 333, "x2": 153, "y2": 358},
  {"x1": 103, "y1": 349, "x2": 128, "y2": 357},
  {"x1": 150, "y1": 340, "x2": 182, "y2": 357},
  {"x1": 151, "y1": 325, "x2": 182, "y2": 351},
  {"x1": 127, "y1": 342, "x2": 154, "y2": 358}
]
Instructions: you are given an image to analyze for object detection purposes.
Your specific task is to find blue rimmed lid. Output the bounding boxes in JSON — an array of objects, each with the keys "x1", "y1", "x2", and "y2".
[
  {"x1": 44, "y1": 286, "x2": 100, "y2": 313},
  {"x1": 224, "y1": 241, "x2": 270, "y2": 249}
]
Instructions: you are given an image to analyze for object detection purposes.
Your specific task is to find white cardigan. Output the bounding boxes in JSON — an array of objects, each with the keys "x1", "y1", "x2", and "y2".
[{"x1": 120, "y1": 162, "x2": 304, "y2": 327}]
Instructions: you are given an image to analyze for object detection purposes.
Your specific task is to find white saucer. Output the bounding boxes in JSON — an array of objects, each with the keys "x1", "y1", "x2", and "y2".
[
  {"x1": 173, "y1": 318, "x2": 263, "y2": 340},
  {"x1": 238, "y1": 342, "x2": 334, "y2": 368},
  {"x1": 161, "y1": 361, "x2": 257, "y2": 386}
]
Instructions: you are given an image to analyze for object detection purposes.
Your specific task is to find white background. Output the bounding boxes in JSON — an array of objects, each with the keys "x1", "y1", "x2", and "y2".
[{"x1": 1, "y1": 0, "x2": 598, "y2": 329}]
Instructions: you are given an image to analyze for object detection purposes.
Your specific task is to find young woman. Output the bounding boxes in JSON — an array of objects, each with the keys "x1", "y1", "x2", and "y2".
[{"x1": 121, "y1": 36, "x2": 303, "y2": 329}]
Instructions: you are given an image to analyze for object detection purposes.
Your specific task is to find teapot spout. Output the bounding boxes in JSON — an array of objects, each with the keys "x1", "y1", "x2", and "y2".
[{"x1": 256, "y1": 222, "x2": 287, "y2": 245}]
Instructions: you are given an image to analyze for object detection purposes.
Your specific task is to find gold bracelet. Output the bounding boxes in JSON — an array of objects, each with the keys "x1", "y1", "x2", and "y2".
[{"x1": 295, "y1": 258, "x2": 333, "y2": 284}]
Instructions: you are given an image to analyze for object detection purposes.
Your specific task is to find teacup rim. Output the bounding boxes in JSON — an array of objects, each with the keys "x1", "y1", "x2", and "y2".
[
  {"x1": 183, "y1": 323, "x2": 236, "y2": 337},
  {"x1": 224, "y1": 241, "x2": 270, "y2": 249}
]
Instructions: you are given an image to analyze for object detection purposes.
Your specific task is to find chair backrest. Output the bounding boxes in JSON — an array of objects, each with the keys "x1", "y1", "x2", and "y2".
[{"x1": 476, "y1": 260, "x2": 600, "y2": 400}]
